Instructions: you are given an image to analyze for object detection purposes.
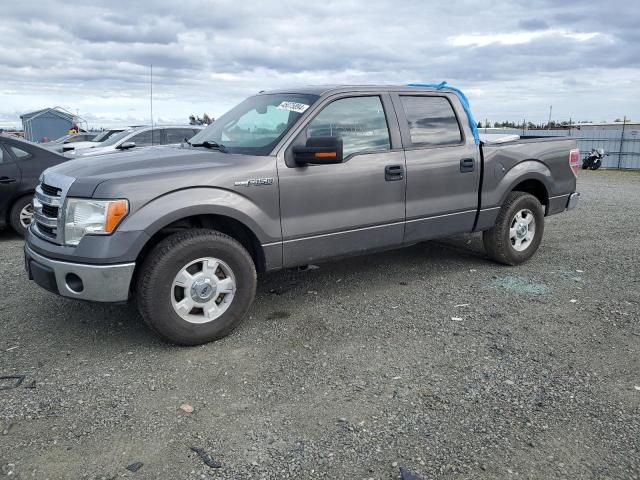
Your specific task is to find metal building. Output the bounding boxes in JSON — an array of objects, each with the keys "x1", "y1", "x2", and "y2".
[{"x1": 20, "y1": 107, "x2": 76, "y2": 143}]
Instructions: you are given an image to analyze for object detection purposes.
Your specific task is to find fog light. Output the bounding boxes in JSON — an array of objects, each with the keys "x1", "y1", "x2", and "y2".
[{"x1": 65, "y1": 273, "x2": 84, "y2": 293}]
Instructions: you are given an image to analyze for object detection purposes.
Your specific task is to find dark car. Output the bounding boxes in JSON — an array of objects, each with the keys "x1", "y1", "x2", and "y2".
[{"x1": 0, "y1": 135, "x2": 67, "y2": 236}]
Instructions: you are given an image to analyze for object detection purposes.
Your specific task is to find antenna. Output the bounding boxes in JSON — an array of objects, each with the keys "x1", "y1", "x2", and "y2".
[{"x1": 150, "y1": 64, "x2": 154, "y2": 144}]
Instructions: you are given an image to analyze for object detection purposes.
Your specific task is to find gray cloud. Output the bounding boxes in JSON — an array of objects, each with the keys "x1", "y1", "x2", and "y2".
[
  {"x1": 0, "y1": 0, "x2": 638, "y2": 127},
  {"x1": 518, "y1": 19, "x2": 549, "y2": 31}
]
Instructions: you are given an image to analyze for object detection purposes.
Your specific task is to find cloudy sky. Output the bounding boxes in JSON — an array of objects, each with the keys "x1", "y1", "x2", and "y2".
[{"x1": 0, "y1": 0, "x2": 638, "y2": 128}]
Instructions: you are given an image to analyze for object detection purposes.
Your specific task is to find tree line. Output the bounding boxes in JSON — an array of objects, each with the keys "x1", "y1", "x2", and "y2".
[
  {"x1": 477, "y1": 119, "x2": 632, "y2": 129},
  {"x1": 189, "y1": 113, "x2": 214, "y2": 125}
]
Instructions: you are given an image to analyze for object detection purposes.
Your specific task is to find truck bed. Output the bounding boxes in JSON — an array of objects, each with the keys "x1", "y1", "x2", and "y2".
[{"x1": 475, "y1": 136, "x2": 578, "y2": 230}]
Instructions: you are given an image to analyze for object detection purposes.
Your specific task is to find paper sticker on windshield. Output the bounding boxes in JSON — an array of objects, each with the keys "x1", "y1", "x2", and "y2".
[{"x1": 277, "y1": 101, "x2": 310, "y2": 114}]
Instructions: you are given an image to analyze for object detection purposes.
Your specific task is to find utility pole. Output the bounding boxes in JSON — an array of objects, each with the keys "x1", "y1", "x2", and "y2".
[
  {"x1": 150, "y1": 64, "x2": 154, "y2": 145},
  {"x1": 547, "y1": 105, "x2": 552, "y2": 130},
  {"x1": 618, "y1": 115, "x2": 627, "y2": 169},
  {"x1": 568, "y1": 117, "x2": 572, "y2": 136}
]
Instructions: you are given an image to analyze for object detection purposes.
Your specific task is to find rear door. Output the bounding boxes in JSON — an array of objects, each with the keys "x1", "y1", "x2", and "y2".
[
  {"x1": 391, "y1": 93, "x2": 480, "y2": 242},
  {"x1": 10, "y1": 144, "x2": 62, "y2": 193},
  {"x1": 278, "y1": 93, "x2": 406, "y2": 266},
  {"x1": 129, "y1": 129, "x2": 162, "y2": 147}
]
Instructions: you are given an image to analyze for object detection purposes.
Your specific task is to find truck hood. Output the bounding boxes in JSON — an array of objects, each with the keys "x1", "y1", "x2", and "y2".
[
  {"x1": 45, "y1": 144, "x2": 262, "y2": 198},
  {"x1": 50, "y1": 145, "x2": 222, "y2": 178}
]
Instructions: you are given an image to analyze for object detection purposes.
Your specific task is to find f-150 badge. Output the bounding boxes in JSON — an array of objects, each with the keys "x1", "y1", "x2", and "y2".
[{"x1": 234, "y1": 178, "x2": 274, "y2": 187}]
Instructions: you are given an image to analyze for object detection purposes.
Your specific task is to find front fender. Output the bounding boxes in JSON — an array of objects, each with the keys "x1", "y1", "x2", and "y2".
[{"x1": 119, "y1": 187, "x2": 281, "y2": 244}]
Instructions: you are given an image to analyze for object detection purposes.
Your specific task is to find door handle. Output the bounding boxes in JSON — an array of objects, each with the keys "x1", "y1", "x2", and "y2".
[
  {"x1": 460, "y1": 158, "x2": 475, "y2": 173},
  {"x1": 0, "y1": 176, "x2": 16, "y2": 184},
  {"x1": 385, "y1": 164, "x2": 404, "y2": 181}
]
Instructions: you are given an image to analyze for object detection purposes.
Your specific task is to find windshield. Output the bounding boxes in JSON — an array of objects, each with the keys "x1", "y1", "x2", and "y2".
[
  {"x1": 189, "y1": 94, "x2": 318, "y2": 155},
  {"x1": 92, "y1": 130, "x2": 122, "y2": 142},
  {"x1": 100, "y1": 129, "x2": 135, "y2": 147}
]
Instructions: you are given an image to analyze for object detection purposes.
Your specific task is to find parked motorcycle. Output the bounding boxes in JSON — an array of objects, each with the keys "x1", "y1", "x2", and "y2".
[{"x1": 582, "y1": 148, "x2": 605, "y2": 170}]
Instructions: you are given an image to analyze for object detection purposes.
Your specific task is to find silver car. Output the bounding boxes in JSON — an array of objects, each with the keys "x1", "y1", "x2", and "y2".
[
  {"x1": 60, "y1": 128, "x2": 126, "y2": 154},
  {"x1": 71, "y1": 125, "x2": 203, "y2": 157}
]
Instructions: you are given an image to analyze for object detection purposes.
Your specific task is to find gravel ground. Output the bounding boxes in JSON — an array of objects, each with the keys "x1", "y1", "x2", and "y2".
[{"x1": 1, "y1": 170, "x2": 639, "y2": 480}]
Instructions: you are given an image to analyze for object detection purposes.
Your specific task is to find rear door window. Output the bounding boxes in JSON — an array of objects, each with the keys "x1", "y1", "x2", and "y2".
[
  {"x1": 399, "y1": 96, "x2": 462, "y2": 147},
  {"x1": 10, "y1": 146, "x2": 32, "y2": 160},
  {"x1": 129, "y1": 130, "x2": 162, "y2": 147},
  {"x1": 165, "y1": 128, "x2": 196, "y2": 144}
]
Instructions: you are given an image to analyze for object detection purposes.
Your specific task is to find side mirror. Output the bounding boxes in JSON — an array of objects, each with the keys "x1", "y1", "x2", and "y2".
[
  {"x1": 118, "y1": 141, "x2": 136, "y2": 150},
  {"x1": 292, "y1": 136, "x2": 343, "y2": 165}
]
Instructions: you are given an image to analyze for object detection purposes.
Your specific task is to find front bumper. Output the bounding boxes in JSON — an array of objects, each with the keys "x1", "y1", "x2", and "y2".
[{"x1": 24, "y1": 244, "x2": 135, "y2": 303}]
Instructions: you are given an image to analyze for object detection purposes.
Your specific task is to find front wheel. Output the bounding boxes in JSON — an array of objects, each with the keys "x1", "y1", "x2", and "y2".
[
  {"x1": 136, "y1": 229, "x2": 257, "y2": 345},
  {"x1": 483, "y1": 192, "x2": 545, "y2": 265},
  {"x1": 589, "y1": 159, "x2": 602, "y2": 170}
]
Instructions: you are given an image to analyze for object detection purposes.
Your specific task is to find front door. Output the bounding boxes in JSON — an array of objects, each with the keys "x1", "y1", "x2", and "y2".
[
  {"x1": 278, "y1": 94, "x2": 406, "y2": 267},
  {"x1": 392, "y1": 93, "x2": 480, "y2": 242}
]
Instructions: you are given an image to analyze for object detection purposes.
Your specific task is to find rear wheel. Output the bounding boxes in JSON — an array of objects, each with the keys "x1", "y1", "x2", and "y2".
[
  {"x1": 136, "y1": 229, "x2": 257, "y2": 345},
  {"x1": 9, "y1": 195, "x2": 34, "y2": 237},
  {"x1": 483, "y1": 192, "x2": 545, "y2": 265}
]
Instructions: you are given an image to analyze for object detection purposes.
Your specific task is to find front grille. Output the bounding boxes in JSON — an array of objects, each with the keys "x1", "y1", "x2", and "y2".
[
  {"x1": 41, "y1": 183, "x2": 61, "y2": 197},
  {"x1": 35, "y1": 182, "x2": 62, "y2": 241},
  {"x1": 42, "y1": 204, "x2": 59, "y2": 218},
  {"x1": 34, "y1": 174, "x2": 74, "y2": 244}
]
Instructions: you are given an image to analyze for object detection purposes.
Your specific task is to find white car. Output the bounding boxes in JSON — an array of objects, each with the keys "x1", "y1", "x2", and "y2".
[
  {"x1": 61, "y1": 128, "x2": 125, "y2": 153},
  {"x1": 71, "y1": 125, "x2": 203, "y2": 157}
]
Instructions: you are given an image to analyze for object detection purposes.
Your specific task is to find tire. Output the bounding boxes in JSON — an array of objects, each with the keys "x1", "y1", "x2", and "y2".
[
  {"x1": 590, "y1": 160, "x2": 601, "y2": 170},
  {"x1": 136, "y1": 229, "x2": 257, "y2": 345},
  {"x1": 9, "y1": 195, "x2": 34, "y2": 237},
  {"x1": 581, "y1": 163, "x2": 589, "y2": 170},
  {"x1": 483, "y1": 192, "x2": 545, "y2": 266}
]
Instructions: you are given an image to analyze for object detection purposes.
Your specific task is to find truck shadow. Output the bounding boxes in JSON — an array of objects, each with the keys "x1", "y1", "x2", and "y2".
[{"x1": 26, "y1": 234, "x2": 490, "y2": 349}]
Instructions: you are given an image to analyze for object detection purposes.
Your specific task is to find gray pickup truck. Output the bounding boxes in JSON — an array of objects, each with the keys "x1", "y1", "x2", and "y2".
[{"x1": 24, "y1": 85, "x2": 580, "y2": 345}]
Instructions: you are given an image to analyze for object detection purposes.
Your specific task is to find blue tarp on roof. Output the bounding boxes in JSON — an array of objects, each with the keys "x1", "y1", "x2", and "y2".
[{"x1": 407, "y1": 82, "x2": 480, "y2": 145}]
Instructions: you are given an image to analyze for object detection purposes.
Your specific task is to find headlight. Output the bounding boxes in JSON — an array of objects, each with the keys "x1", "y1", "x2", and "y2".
[{"x1": 63, "y1": 198, "x2": 129, "y2": 245}]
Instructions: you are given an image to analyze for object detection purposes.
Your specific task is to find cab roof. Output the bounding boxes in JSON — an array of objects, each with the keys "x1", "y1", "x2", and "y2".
[{"x1": 260, "y1": 85, "x2": 448, "y2": 97}]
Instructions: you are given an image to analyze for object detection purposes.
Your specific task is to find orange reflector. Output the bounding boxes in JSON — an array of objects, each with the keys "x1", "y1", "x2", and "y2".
[
  {"x1": 105, "y1": 200, "x2": 129, "y2": 233},
  {"x1": 315, "y1": 151, "x2": 337, "y2": 158}
]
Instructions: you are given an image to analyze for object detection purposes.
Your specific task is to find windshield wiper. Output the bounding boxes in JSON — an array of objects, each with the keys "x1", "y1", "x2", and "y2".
[{"x1": 188, "y1": 140, "x2": 227, "y2": 152}]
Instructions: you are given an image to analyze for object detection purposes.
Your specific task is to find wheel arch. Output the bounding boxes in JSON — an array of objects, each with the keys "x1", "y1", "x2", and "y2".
[
  {"x1": 511, "y1": 178, "x2": 549, "y2": 210},
  {"x1": 497, "y1": 160, "x2": 553, "y2": 213},
  {"x1": 134, "y1": 213, "x2": 268, "y2": 280}
]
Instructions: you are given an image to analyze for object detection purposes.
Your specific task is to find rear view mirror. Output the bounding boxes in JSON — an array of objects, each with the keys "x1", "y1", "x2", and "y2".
[
  {"x1": 293, "y1": 136, "x2": 343, "y2": 165},
  {"x1": 118, "y1": 142, "x2": 136, "y2": 150}
]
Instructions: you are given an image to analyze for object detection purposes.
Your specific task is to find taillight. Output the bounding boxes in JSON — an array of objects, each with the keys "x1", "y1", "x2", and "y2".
[{"x1": 569, "y1": 148, "x2": 580, "y2": 176}]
